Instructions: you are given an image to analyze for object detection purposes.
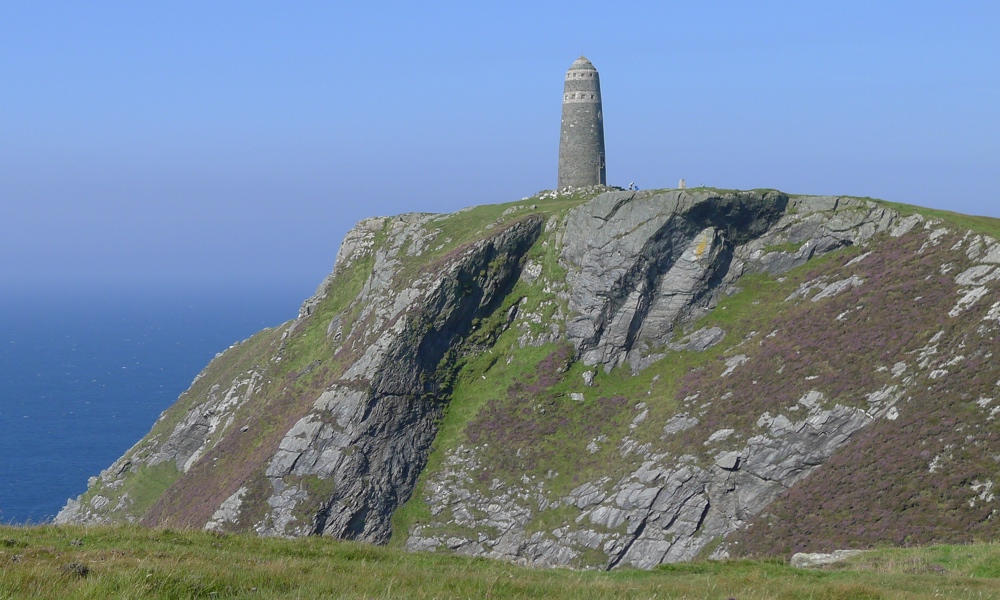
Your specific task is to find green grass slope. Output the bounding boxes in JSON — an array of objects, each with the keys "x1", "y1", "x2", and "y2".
[{"x1": 2, "y1": 525, "x2": 999, "y2": 599}]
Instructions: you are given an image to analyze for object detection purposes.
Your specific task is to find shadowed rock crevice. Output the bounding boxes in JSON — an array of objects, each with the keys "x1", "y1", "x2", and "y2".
[
  {"x1": 563, "y1": 190, "x2": 789, "y2": 369},
  {"x1": 278, "y1": 216, "x2": 545, "y2": 543}
]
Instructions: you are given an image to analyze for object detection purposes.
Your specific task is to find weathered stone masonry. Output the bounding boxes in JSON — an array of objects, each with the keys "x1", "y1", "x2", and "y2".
[{"x1": 558, "y1": 56, "x2": 606, "y2": 189}]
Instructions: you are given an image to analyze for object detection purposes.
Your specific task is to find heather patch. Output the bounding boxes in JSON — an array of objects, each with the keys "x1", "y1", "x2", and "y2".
[
  {"x1": 463, "y1": 345, "x2": 634, "y2": 486},
  {"x1": 71, "y1": 324, "x2": 287, "y2": 524},
  {"x1": 664, "y1": 232, "x2": 961, "y2": 456},
  {"x1": 129, "y1": 234, "x2": 439, "y2": 530},
  {"x1": 729, "y1": 225, "x2": 1000, "y2": 556},
  {"x1": 143, "y1": 361, "x2": 339, "y2": 529},
  {"x1": 878, "y1": 199, "x2": 1000, "y2": 240},
  {"x1": 135, "y1": 251, "x2": 381, "y2": 531}
]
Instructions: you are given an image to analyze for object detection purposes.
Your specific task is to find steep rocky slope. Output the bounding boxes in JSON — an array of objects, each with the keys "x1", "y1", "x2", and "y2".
[{"x1": 58, "y1": 188, "x2": 1000, "y2": 569}]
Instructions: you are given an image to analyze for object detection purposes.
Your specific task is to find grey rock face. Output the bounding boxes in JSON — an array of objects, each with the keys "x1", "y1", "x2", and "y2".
[
  {"x1": 790, "y1": 549, "x2": 863, "y2": 568},
  {"x1": 205, "y1": 487, "x2": 248, "y2": 532},
  {"x1": 561, "y1": 190, "x2": 769, "y2": 369},
  {"x1": 54, "y1": 362, "x2": 267, "y2": 525},
  {"x1": 256, "y1": 216, "x2": 544, "y2": 541},
  {"x1": 150, "y1": 371, "x2": 264, "y2": 473},
  {"x1": 669, "y1": 327, "x2": 725, "y2": 352},
  {"x1": 407, "y1": 392, "x2": 874, "y2": 569},
  {"x1": 560, "y1": 190, "x2": 894, "y2": 371}
]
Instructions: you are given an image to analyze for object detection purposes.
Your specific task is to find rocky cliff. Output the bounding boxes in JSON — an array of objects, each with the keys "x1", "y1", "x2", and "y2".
[{"x1": 58, "y1": 188, "x2": 1000, "y2": 569}]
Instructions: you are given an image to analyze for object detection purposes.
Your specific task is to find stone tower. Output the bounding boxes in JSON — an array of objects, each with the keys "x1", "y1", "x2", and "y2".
[{"x1": 558, "y1": 56, "x2": 606, "y2": 189}]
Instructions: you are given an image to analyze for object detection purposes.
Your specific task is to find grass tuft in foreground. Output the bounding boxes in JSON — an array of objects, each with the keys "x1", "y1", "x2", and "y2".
[{"x1": 1, "y1": 525, "x2": 999, "y2": 599}]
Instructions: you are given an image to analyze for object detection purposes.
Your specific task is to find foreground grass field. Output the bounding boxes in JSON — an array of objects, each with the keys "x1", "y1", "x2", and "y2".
[{"x1": 1, "y1": 526, "x2": 999, "y2": 599}]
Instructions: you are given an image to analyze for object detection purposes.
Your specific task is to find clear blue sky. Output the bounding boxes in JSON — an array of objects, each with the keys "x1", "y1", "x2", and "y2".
[{"x1": 3, "y1": 1, "x2": 998, "y2": 298}]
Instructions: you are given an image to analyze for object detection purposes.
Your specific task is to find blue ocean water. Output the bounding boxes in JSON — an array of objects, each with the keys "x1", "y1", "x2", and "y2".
[{"x1": 0, "y1": 286, "x2": 305, "y2": 524}]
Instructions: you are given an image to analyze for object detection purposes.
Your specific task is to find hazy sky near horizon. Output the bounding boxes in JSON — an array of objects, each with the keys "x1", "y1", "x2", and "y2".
[{"x1": 3, "y1": 1, "x2": 998, "y2": 296}]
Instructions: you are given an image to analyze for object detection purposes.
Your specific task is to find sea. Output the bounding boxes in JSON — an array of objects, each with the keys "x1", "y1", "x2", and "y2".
[{"x1": 0, "y1": 285, "x2": 306, "y2": 524}]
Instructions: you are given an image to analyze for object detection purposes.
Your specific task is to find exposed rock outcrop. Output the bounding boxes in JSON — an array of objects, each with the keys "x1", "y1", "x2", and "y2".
[
  {"x1": 256, "y1": 216, "x2": 543, "y2": 542},
  {"x1": 58, "y1": 187, "x2": 1000, "y2": 570},
  {"x1": 561, "y1": 191, "x2": 893, "y2": 371},
  {"x1": 790, "y1": 549, "x2": 863, "y2": 569}
]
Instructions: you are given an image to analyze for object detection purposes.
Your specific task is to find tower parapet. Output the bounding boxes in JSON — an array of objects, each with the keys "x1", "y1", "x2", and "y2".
[{"x1": 558, "y1": 56, "x2": 606, "y2": 189}]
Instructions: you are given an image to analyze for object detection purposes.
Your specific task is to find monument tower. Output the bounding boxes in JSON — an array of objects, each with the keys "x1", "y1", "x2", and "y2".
[{"x1": 558, "y1": 56, "x2": 606, "y2": 189}]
